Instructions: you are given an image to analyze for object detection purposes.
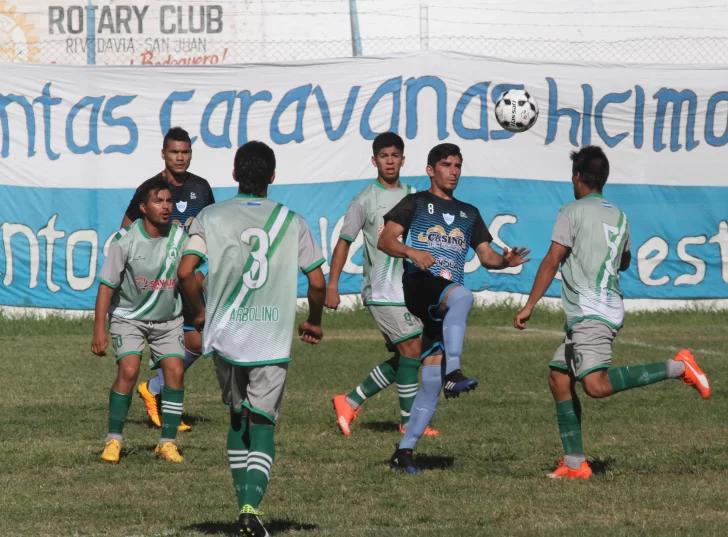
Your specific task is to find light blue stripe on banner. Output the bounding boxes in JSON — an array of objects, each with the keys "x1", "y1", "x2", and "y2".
[
  {"x1": 0, "y1": 178, "x2": 726, "y2": 310},
  {"x1": 87, "y1": 0, "x2": 96, "y2": 65}
]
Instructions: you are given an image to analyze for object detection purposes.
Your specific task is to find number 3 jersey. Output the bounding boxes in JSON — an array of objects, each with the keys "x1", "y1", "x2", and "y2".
[
  {"x1": 551, "y1": 194, "x2": 631, "y2": 331},
  {"x1": 185, "y1": 195, "x2": 325, "y2": 366},
  {"x1": 384, "y1": 190, "x2": 492, "y2": 285}
]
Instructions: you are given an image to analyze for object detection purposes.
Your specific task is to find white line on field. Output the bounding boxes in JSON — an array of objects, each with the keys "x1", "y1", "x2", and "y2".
[{"x1": 503, "y1": 327, "x2": 723, "y2": 357}]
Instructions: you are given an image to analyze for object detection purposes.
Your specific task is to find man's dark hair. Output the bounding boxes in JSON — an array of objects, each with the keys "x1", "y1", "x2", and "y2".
[
  {"x1": 427, "y1": 143, "x2": 462, "y2": 168},
  {"x1": 137, "y1": 177, "x2": 171, "y2": 205},
  {"x1": 234, "y1": 141, "x2": 276, "y2": 196},
  {"x1": 163, "y1": 127, "x2": 192, "y2": 149},
  {"x1": 570, "y1": 145, "x2": 610, "y2": 190},
  {"x1": 372, "y1": 132, "x2": 404, "y2": 155}
]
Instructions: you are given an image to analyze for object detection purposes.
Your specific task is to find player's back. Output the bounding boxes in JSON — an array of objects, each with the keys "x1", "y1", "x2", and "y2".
[
  {"x1": 196, "y1": 195, "x2": 304, "y2": 364},
  {"x1": 559, "y1": 194, "x2": 630, "y2": 330}
]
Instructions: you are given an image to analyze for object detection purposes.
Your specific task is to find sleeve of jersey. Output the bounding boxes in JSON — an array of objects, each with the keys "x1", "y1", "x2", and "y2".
[
  {"x1": 298, "y1": 216, "x2": 326, "y2": 274},
  {"x1": 623, "y1": 224, "x2": 631, "y2": 252},
  {"x1": 97, "y1": 241, "x2": 127, "y2": 289},
  {"x1": 470, "y1": 210, "x2": 493, "y2": 248},
  {"x1": 551, "y1": 211, "x2": 574, "y2": 248},
  {"x1": 206, "y1": 182, "x2": 216, "y2": 206},
  {"x1": 124, "y1": 189, "x2": 143, "y2": 221},
  {"x1": 183, "y1": 218, "x2": 208, "y2": 261},
  {"x1": 339, "y1": 200, "x2": 365, "y2": 243},
  {"x1": 383, "y1": 195, "x2": 414, "y2": 229}
]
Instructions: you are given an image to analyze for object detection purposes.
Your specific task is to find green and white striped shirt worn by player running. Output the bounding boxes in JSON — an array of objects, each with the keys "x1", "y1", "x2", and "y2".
[
  {"x1": 98, "y1": 220, "x2": 188, "y2": 321},
  {"x1": 184, "y1": 194, "x2": 325, "y2": 366},
  {"x1": 551, "y1": 193, "x2": 632, "y2": 332},
  {"x1": 339, "y1": 181, "x2": 415, "y2": 306}
]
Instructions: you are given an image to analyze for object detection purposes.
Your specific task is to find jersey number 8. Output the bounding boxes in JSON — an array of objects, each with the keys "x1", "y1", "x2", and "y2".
[
  {"x1": 427, "y1": 203, "x2": 434, "y2": 214},
  {"x1": 241, "y1": 228, "x2": 269, "y2": 289}
]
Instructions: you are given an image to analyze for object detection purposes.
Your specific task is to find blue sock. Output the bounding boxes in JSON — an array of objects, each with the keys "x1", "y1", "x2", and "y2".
[
  {"x1": 442, "y1": 285, "x2": 474, "y2": 376},
  {"x1": 148, "y1": 369, "x2": 164, "y2": 396},
  {"x1": 399, "y1": 365, "x2": 443, "y2": 450},
  {"x1": 148, "y1": 348, "x2": 201, "y2": 396},
  {"x1": 183, "y1": 348, "x2": 201, "y2": 371}
]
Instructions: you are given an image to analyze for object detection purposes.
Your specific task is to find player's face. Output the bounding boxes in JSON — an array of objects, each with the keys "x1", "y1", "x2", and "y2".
[
  {"x1": 372, "y1": 146, "x2": 404, "y2": 183},
  {"x1": 428, "y1": 156, "x2": 462, "y2": 192},
  {"x1": 162, "y1": 141, "x2": 192, "y2": 175},
  {"x1": 141, "y1": 188, "x2": 173, "y2": 225}
]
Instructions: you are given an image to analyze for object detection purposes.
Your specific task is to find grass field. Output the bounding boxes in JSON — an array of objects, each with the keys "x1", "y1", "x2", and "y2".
[{"x1": 1, "y1": 306, "x2": 726, "y2": 537}]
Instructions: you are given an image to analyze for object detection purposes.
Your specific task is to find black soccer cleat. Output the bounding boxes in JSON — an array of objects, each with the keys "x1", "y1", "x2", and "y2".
[
  {"x1": 443, "y1": 369, "x2": 478, "y2": 399},
  {"x1": 239, "y1": 508, "x2": 270, "y2": 537},
  {"x1": 389, "y1": 445, "x2": 423, "y2": 475}
]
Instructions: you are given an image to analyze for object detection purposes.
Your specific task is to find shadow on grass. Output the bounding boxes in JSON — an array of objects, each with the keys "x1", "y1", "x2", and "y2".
[
  {"x1": 588, "y1": 456, "x2": 615, "y2": 475},
  {"x1": 187, "y1": 519, "x2": 316, "y2": 535},
  {"x1": 361, "y1": 421, "x2": 399, "y2": 433},
  {"x1": 416, "y1": 455, "x2": 455, "y2": 470}
]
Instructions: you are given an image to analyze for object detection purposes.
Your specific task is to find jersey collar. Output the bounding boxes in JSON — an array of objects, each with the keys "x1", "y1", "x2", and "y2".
[
  {"x1": 583, "y1": 193, "x2": 606, "y2": 199},
  {"x1": 373, "y1": 180, "x2": 402, "y2": 190},
  {"x1": 236, "y1": 193, "x2": 266, "y2": 199}
]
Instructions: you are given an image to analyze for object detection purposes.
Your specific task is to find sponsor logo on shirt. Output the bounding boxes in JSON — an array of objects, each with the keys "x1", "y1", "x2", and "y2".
[
  {"x1": 135, "y1": 277, "x2": 177, "y2": 292},
  {"x1": 190, "y1": 192, "x2": 197, "y2": 200},
  {"x1": 176, "y1": 201, "x2": 188, "y2": 213},
  {"x1": 417, "y1": 225, "x2": 467, "y2": 252},
  {"x1": 601, "y1": 201, "x2": 612, "y2": 208},
  {"x1": 435, "y1": 257, "x2": 458, "y2": 269},
  {"x1": 460, "y1": 211, "x2": 467, "y2": 218},
  {"x1": 439, "y1": 269, "x2": 453, "y2": 280},
  {"x1": 443, "y1": 213, "x2": 455, "y2": 225},
  {"x1": 168, "y1": 247, "x2": 178, "y2": 261}
]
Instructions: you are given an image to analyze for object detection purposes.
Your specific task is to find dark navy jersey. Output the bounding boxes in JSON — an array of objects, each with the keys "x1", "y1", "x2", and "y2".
[
  {"x1": 125, "y1": 172, "x2": 215, "y2": 230},
  {"x1": 384, "y1": 190, "x2": 492, "y2": 285}
]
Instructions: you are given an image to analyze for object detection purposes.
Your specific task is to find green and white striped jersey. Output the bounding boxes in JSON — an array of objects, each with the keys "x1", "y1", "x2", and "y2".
[
  {"x1": 551, "y1": 194, "x2": 631, "y2": 331},
  {"x1": 339, "y1": 181, "x2": 415, "y2": 305},
  {"x1": 98, "y1": 220, "x2": 187, "y2": 321},
  {"x1": 186, "y1": 194, "x2": 325, "y2": 366}
]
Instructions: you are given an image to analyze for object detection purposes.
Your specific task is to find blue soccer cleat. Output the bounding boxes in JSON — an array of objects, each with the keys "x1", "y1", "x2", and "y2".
[
  {"x1": 443, "y1": 369, "x2": 478, "y2": 399},
  {"x1": 389, "y1": 446, "x2": 423, "y2": 475}
]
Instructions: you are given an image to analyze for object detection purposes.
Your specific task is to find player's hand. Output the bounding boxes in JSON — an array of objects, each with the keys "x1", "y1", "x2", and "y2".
[
  {"x1": 514, "y1": 304, "x2": 533, "y2": 330},
  {"x1": 325, "y1": 287, "x2": 340, "y2": 310},
  {"x1": 193, "y1": 310, "x2": 206, "y2": 331},
  {"x1": 91, "y1": 329, "x2": 108, "y2": 356},
  {"x1": 298, "y1": 321, "x2": 323, "y2": 344},
  {"x1": 406, "y1": 248, "x2": 436, "y2": 270},
  {"x1": 503, "y1": 246, "x2": 532, "y2": 268}
]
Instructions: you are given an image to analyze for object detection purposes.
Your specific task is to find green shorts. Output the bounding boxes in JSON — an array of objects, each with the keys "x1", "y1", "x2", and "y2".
[
  {"x1": 213, "y1": 357, "x2": 288, "y2": 424},
  {"x1": 367, "y1": 305, "x2": 422, "y2": 347},
  {"x1": 108, "y1": 316, "x2": 185, "y2": 369},
  {"x1": 549, "y1": 319, "x2": 618, "y2": 379}
]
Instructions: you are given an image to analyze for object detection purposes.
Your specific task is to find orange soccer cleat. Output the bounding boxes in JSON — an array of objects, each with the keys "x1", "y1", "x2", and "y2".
[
  {"x1": 674, "y1": 349, "x2": 711, "y2": 399},
  {"x1": 332, "y1": 395, "x2": 361, "y2": 436},
  {"x1": 547, "y1": 460, "x2": 592, "y2": 480}
]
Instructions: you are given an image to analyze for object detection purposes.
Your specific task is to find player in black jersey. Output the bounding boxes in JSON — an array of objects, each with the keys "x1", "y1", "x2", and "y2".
[
  {"x1": 379, "y1": 143, "x2": 530, "y2": 473},
  {"x1": 120, "y1": 127, "x2": 215, "y2": 431}
]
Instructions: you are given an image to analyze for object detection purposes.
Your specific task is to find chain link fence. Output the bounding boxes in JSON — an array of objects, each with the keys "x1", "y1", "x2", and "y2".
[{"x1": 4, "y1": 34, "x2": 728, "y2": 65}]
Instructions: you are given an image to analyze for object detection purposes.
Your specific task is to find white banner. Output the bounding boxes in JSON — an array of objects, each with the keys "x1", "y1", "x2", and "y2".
[{"x1": 1, "y1": 51, "x2": 727, "y2": 310}]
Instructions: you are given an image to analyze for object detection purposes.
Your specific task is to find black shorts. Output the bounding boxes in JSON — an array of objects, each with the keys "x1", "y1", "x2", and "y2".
[
  {"x1": 403, "y1": 271, "x2": 458, "y2": 359},
  {"x1": 182, "y1": 297, "x2": 196, "y2": 332}
]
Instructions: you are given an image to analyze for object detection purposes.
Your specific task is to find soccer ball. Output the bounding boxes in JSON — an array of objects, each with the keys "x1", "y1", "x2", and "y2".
[{"x1": 494, "y1": 88, "x2": 539, "y2": 133}]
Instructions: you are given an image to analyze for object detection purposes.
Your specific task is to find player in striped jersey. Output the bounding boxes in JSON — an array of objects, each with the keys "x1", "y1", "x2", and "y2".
[
  {"x1": 178, "y1": 141, "x2": 326, "y2": 537},
  {"x1": 92, "y1": 177, "x2": 189, "y2": 464}
]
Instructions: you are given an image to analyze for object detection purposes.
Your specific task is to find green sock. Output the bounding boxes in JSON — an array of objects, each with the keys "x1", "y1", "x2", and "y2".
[
  {"x1": 607, "y1": 362, "x2": 668, "y2": 393},
  {"x1": 108, "y1": 391, "x2": 133, "y2": 436},
  {"x1": 346, "y1": 356, "x2": 397, "y2": 407},
  {"x1": 556, "y1": 399, "x2": 584, "y2": 462},
  {"x1": 243, "y1": 423, "x2": 275, "y2": 510},
  {"x1": 160, "y1": 386, "x2": 184, "y2": 441},
  {"x1": 396, "y1": 356, "x2": 420, "y2": 426},
  {"x1": 227, "y1": 412, "x2": 249, "y2": 510}
]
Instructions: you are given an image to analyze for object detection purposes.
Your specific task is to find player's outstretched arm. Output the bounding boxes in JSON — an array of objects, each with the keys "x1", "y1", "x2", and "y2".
[
  {"x1": 179, "y1": 253, "x2": 205, "y2": 329},
  {"x1": 378, "y1": 221, "x2": 435, "y2": 270},
  {"x1": 300, "y1": 267, "x2": 326, "y2": 344},
  {"x1": 91, "y1": 284, "x2": 114, "y2": 356},
  {"x1": 514, "y1": 241, "x2": 568, "y2": 330},
  {"x1": 325, "y1": 238, "x2": 352, "y2": 310},
  {"x1": 475, "y1": 242, "x2": 532, "y2": 270}
]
